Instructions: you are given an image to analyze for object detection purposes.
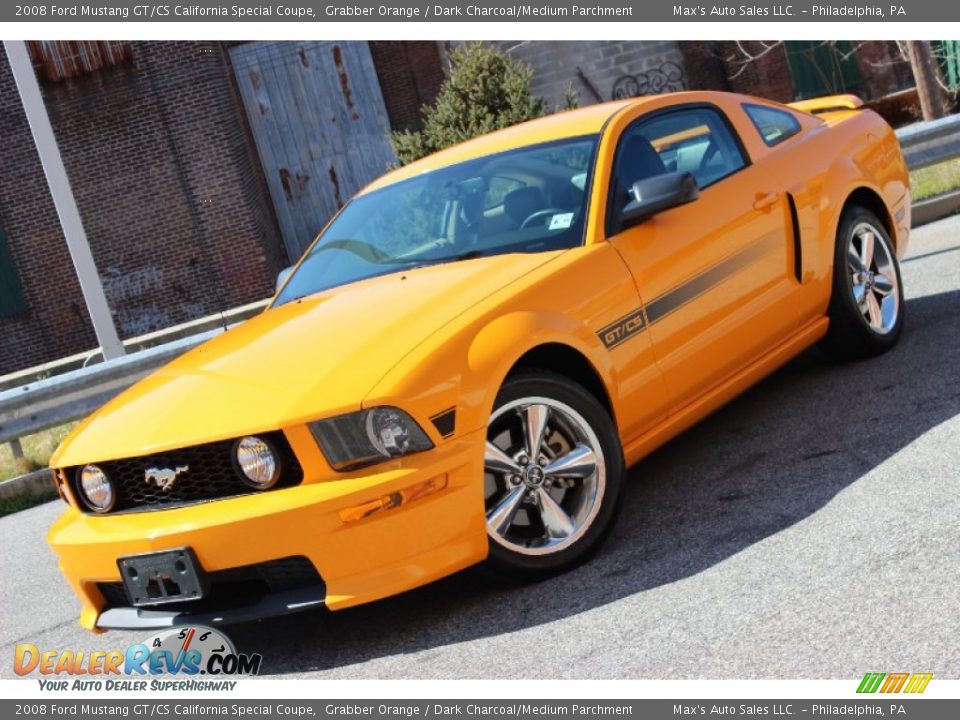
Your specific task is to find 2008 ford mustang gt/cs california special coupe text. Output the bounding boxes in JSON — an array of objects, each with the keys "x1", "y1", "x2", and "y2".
[{"x1": 48, "y1": 91, "x2": 909, "y2": 631}]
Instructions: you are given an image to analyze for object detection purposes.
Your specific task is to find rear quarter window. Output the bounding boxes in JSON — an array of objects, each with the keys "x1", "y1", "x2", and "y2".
[{"x1": 743, "y1": 104, "x2": 802, "y2": 147}]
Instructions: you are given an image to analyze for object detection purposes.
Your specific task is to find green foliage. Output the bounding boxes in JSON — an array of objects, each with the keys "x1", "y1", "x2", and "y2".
[
  {"x1": 0, "y1": 422, "x2": 75, "y2": 482},
  {"x1": 910, "y1": 157, "x2": 960, "y2": 202},
  {"x1": 562, "y1": 82, "x2": 580, "y2": 112},
  {"x1": 392, "y1": 43, "x2": 550, "y2": 165}
]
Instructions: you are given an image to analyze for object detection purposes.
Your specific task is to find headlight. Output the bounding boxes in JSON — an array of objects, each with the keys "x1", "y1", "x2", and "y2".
[
  {"x1": 234, "y1": 436, "x2": 280, "y2": 489},
  {"x1": 309, "y1": 407, "x2": 433, "y2": 471},
  {"x1": 78, "y1": 465, "x2": 114, "y2": 512}
]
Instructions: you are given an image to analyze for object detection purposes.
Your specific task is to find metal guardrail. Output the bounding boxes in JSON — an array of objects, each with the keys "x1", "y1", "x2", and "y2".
[
  {"x1": 0, "y1": 328, "x2": 222, "y2": 450},
  {"x1": 0, "y1": 298, "x2": 269, "y2": 393},
  {"x1": 2, "y1": 113, "x2": 960, "y2": 471},
  {"x1": 895, "y1": 113, "x2": 960, "y2": 170}
]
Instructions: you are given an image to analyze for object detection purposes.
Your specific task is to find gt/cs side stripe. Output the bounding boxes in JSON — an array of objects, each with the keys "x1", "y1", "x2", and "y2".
[
  {"x1": 646, "y1": 232, "x2": 775, "y2": 324},
  {"x1": 598, "y1": 308, "x2": 647, "y2": 349},
  {"x1": 597, "y1": 231, "x2": 781, "y2": 349}
]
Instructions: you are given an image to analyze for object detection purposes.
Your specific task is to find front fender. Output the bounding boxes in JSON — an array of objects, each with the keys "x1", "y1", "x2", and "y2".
[
  {"x1": 363, "y1": 243, "x2": 644, "y2": 449},
  {"x1": 363, "y1": 308, "x2": 618, "y2": 445},
  {"x1": 465, "y1": 311, "x2": 619, "y2": 434}
]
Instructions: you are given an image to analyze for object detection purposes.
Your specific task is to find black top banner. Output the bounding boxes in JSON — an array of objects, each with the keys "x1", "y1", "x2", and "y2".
[{"x1": 0, "y1": 1, "x2": 946, "y2": 23}]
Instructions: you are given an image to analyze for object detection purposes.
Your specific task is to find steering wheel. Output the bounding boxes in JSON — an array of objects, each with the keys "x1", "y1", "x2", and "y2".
[{"x1": 520, "y1": 208, "x2": 566, "y2": 229}]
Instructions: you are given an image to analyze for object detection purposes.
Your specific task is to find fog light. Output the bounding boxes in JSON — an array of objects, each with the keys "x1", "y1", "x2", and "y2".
[
  {"x1": 78, "y1": 465, "x2": 114, "y2": 512},
  {"x1": 235, "y1": 436, "x2": 280, "y2": 489}
]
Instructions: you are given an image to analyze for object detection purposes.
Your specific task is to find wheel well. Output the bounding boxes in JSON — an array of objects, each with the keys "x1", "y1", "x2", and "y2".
[
  {"x1": 508, "y1": 344, "x2": 614, "y2": 418},
  {"x1": 843, "y1": 187, "x2": 895, "y2": 247}
]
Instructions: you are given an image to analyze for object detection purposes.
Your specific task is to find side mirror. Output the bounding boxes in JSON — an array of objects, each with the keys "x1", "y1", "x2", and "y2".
[
  {"x1": 275, "y1": 266, "x2": 293, "y2": 293},
  {"x1": 619, "y1": 172, "x2": 699, "y2": 230}
]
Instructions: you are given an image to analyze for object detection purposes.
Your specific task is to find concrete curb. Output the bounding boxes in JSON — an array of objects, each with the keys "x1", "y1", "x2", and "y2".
[
  {"x1": 0, "y1": 468, "x2": 54, "y2": 500},
  {"x1": 912, "y1": 189, "x2": 960, "y2": 227}
]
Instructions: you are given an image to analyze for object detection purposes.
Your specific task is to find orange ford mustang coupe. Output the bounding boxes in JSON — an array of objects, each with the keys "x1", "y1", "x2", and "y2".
[{"x1": 48, "y1": 91, "x2": 909, "y2": 631}]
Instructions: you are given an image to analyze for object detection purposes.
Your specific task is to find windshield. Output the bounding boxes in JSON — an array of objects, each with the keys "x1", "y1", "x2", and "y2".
[{"x1": 275, "y1": 135, "x2": 599, "y2": 304}]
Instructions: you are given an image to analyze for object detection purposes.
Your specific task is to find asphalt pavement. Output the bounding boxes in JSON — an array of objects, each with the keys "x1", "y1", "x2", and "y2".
[{"x1": 2, "y1": 215, "x2": 959, "y2": 680}]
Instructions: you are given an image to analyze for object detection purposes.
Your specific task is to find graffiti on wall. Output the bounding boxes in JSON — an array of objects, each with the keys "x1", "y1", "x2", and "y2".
[
  {"x1": 101, "y1": 266, "x2": 205, "y2": 337},
  {"x1": 611, "y1": 62, "x2": 687, "y2": 100}
]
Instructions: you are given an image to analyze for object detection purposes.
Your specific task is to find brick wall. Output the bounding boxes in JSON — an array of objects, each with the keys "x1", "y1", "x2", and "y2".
[
  {"x1": 685, "y1": 41, "x2": 796, "y2": 103},
  {"x1": 369, "y1": 41, "x2": 445, "y2": 131},
  {"x1": 0, "y1": 41, "x2": 282, "y2": 375},
  {"x1": 484, "y1": 41, "x2": 689, "y2": 109},
  {"x1": 854, "y1": 42, "x2": 915, "y2": 99},
  {"x1": 680, "y1": 42, "x2": 732, "y2": 95}
]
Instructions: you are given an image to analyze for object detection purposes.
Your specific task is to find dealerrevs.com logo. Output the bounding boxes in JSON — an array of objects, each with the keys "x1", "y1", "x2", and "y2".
[{"x1": 14, "y1": 626, "x2": 262, "y2": 691}]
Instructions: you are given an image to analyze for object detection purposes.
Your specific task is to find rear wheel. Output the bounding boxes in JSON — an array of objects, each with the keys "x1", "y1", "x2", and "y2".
[
  {"x1": 821, "y1": 207, "x2": 904, "y2": 359},
  {"x1": 483, "y1": 372, "x2": 624, "y2": 578}
]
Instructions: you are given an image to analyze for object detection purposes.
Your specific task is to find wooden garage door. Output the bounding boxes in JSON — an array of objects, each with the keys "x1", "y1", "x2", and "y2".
[{"x1": 230, "y1": 42, "x2": 396, "y2": 261}]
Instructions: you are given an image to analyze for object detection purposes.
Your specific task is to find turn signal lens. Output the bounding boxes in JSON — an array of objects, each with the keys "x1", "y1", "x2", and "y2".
[
  {"x1": 338, "y1": 475, "x2": 448, "y2": 523},
  {"x1": 51, "y1": 469, "x2": 70, "y2": 506}
]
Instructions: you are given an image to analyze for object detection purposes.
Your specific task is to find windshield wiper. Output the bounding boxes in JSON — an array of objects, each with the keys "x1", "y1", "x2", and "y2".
[
  {"x1": 309, "y1": 239, "x2": 395, "y2": 264},
  {"x1": 403, "y1": 250, "x2": 486, "y2": 269}
]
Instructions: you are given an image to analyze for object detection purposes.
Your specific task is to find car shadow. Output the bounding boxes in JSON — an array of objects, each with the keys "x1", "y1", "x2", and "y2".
[{"x1": 227, "y1": 286, "x2": 960, "y2": 677}]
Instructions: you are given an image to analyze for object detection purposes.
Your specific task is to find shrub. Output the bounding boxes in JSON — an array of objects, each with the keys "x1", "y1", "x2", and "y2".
[{"x1": 391, "y1": 43, "x2": 550, "y2": 164}]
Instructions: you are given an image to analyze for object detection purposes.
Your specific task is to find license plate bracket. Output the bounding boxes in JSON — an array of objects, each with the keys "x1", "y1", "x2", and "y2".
[{"x1": 117, "y1": 547, "x2": 208, "y2": 607}]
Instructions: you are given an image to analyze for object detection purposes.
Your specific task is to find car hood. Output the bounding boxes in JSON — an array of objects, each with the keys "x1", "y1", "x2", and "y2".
[{"x1": 53, "y1": 252, "x2": 562, "y2": 467}]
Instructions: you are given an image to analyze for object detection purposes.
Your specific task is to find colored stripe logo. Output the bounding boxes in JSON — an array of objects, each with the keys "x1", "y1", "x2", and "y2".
[{"x1": 857, "y1": 672, "x2": 933, "y2": 693}]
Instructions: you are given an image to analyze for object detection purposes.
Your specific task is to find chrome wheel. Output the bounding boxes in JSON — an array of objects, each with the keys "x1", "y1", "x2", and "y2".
[
  {"x1": 484, "y1": 396, "x2": 606, "y2": 556},
  {"x1": 848, "y1": 222, "x2": 900, "y2": 335}
]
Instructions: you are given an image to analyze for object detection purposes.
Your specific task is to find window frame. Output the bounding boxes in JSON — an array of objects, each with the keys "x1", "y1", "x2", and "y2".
[
  {"x1": 605, "y1": 103, "x2": 752, "y2": 238},
  {"x1": 742, "y1": 103, "x2": 803, "y2": 148}
]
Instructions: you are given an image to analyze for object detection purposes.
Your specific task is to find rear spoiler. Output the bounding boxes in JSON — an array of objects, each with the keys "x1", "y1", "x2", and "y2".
[{"x1": 788, "y1": 94, "x2": 865, "y2": 115}]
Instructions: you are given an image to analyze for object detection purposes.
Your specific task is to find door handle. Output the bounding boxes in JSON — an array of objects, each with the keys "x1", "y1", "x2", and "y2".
[{"x1": 753, "y1": 192, "x2": 779, "y2": 211}]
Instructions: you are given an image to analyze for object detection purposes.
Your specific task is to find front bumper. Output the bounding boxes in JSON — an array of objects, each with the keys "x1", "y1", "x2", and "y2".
[
  {"x1": 48, "y1": 430, "x2": 487, "y2": 632},
  {"x1": 97, "y1": 586, "x2": 327, "y2": 630}
]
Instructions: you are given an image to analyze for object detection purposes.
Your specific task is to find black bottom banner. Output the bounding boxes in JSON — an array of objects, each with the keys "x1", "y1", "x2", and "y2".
[{"x1": 3, "y1": 700, "x2": 958, "y2": 720}]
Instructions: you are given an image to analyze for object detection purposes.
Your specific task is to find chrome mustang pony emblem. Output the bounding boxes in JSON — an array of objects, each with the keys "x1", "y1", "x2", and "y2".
[{"x1": 144, "y1": 465, "x2": 189, "y2": 491}]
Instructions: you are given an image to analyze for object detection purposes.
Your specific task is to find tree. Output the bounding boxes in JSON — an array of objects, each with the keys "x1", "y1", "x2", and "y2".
[
  {"x1": 905, "y1": 41, "x2": 946, "y2": 121},
  {"x1": 391, "y1": 43, "x2": 548, "y2": 165},
  {"x1": 723, "y1": 41, "x2": 949, "y2": 121}
]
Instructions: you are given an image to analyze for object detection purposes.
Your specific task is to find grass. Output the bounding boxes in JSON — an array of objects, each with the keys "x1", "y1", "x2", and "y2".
[
  {"x1": 0, "y1": 424, "x2": 76, "y2": 516},
  {"x1": 0, "y1": 422, "x2": 76, "y2": 482},
  {"x1": 910, "y1": 157, "x2": 960, "y2": 202}
]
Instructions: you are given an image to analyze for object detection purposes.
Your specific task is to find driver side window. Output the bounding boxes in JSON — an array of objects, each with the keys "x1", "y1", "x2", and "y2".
[{"x1": 609, "y1": 107, "x2": 747, "y2": 223}]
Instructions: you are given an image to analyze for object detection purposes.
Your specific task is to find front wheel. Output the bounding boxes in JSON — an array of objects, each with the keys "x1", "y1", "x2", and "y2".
[
  {"x1": 483, "y1": 371, "x2": 625, "y2": 579},
  {"x1": 821, "y1": 207, "x2": 904, "y2": 360}
]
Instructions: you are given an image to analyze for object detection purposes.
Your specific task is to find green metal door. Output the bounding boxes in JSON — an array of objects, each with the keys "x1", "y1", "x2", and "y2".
[
  {"x1": 785, "y1": 41, "x2": 863, "y2": 100},
  {"x1": 937, "y1": 40, "x2": 960, "y2": 90}
]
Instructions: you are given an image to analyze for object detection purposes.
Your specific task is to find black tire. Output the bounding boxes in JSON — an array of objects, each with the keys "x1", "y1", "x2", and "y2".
[
  {"x1": 483, "y1": 371, "x2": 625, "y2": 579},
  {"x1": 820, "y1": 206, "x2": 904, "y2": 360}
]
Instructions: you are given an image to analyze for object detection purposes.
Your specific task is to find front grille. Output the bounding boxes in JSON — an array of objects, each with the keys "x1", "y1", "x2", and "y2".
[
  {"x1": 68, "y1": 431, "x2": 302, "y2": 514},
  {"x1": 97, "y1": 556, "x2": 323, "y2": 612}
]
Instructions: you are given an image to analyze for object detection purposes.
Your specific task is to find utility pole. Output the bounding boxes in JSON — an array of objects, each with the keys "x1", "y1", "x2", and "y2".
[
  {"x1": 3, "y1": 40, "x2": 124, "y2": 360},
  {"x1": 906, "y1": 41, "x2": 946, "y2": 121}
]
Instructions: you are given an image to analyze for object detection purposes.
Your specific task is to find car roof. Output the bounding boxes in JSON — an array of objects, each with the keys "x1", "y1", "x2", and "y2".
[{"x1": 359, "y1": 97, "x2": 645, "y2": 195}]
